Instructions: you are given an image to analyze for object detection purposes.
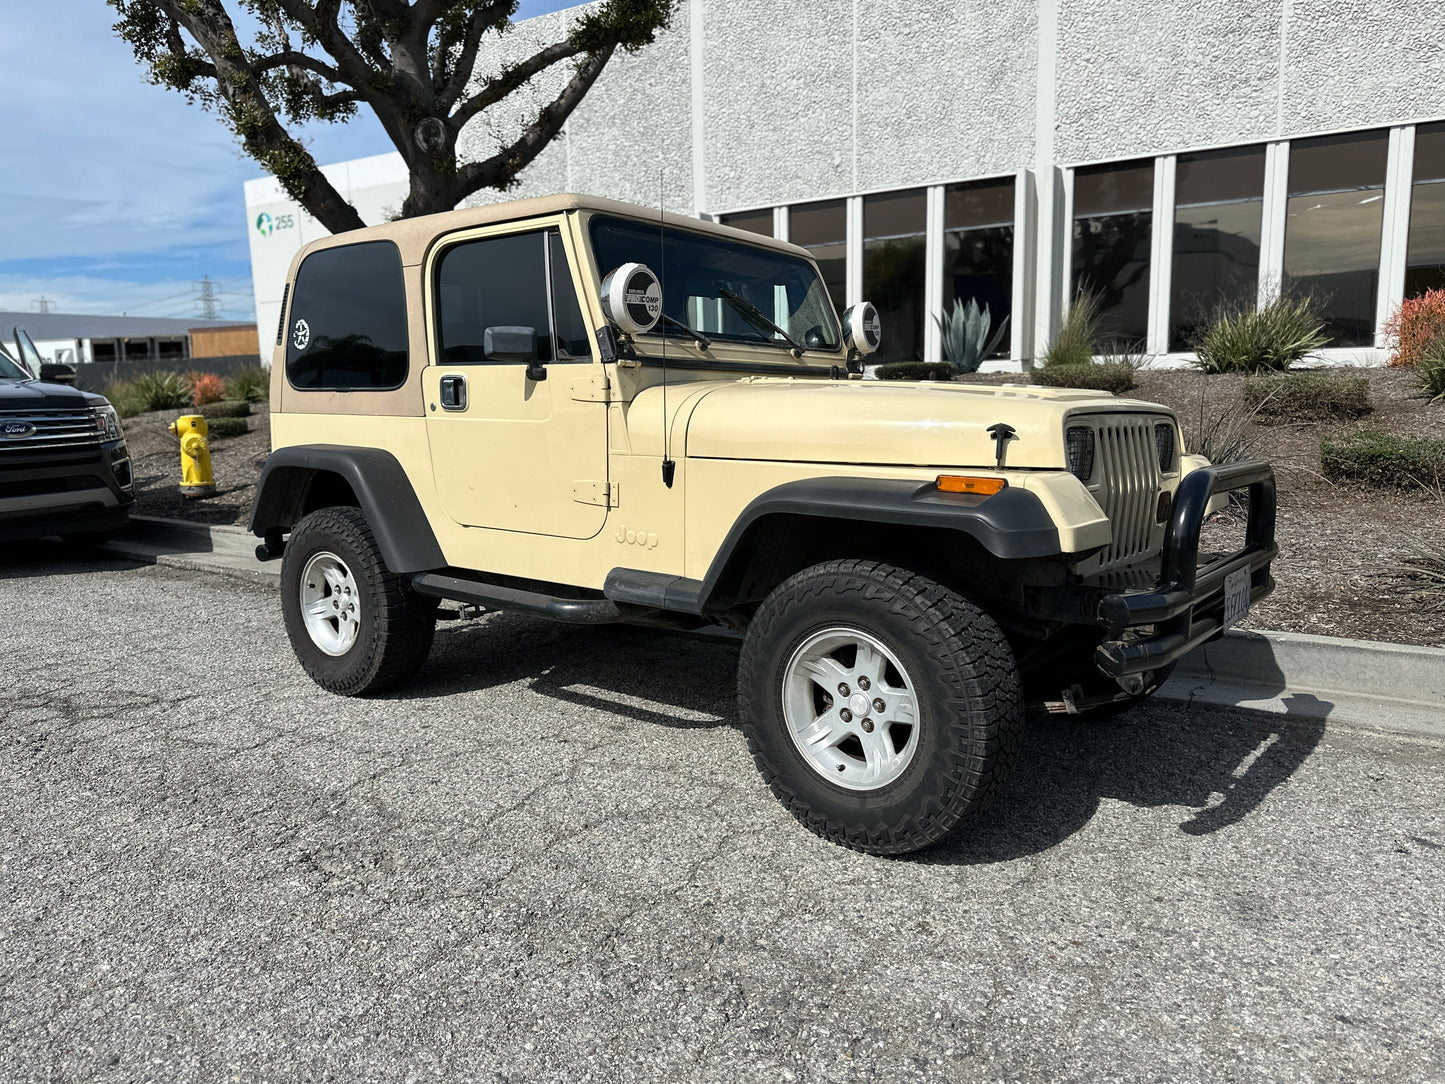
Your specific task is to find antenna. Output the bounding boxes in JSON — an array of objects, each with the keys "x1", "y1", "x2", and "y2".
[{"x1": 660, "y1": 168, "x2": 675, "y2": 488}]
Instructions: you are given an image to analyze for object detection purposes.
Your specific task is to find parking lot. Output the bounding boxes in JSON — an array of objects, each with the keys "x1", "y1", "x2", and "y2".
[{"x1": 3, "y1": 550, "x2": 1444, "y2": 1082}]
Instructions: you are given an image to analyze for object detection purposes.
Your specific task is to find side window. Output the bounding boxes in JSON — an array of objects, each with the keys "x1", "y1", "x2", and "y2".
[
  {"x1": 437, "y1": 229, "x2": 591, "y2": 364},
  {"x1": 286, "y1": 241, "x2": 408, "y2": 390}
]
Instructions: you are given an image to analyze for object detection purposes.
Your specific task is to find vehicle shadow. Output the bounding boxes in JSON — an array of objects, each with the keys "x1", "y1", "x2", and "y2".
[
  {"x1": 401, "y1": 614, "x2": 1329, "y2": 861},
  {"x1": 0, "y1": 541, "x2": 145, "y2": 579}
]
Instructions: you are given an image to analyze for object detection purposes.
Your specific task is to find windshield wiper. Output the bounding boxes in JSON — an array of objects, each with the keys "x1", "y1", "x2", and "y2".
[
  {"x1": 659, "y1": 313, "x2": 711, "y2": 350},
  {"x1": 717, "y1": 288, "x2": 805, "y2": 358}
]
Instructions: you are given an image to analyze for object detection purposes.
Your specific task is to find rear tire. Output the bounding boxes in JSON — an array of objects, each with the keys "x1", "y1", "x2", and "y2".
[
  {"x1": 280, "y1": 506, "x2": 436, "y2": 696},
  {"x1": 738, "y1": 559, "x2": 1023, "y2": 856}
]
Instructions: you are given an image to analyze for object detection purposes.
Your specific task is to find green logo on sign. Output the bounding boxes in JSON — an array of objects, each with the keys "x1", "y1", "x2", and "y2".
[{"x1": 256, "y1": 212, "x2": 274, "y2": 236}]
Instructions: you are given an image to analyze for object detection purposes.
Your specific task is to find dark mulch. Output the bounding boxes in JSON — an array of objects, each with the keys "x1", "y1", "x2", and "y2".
[
  {"x1": 123, "y1": 406, "x2": 269, "y2": 528},
  {"x1": 124, "y1": 366, "x2": 1445, "y2": 648}
]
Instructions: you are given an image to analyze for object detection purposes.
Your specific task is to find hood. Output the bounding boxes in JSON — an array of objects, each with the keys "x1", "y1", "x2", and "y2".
[
  {"x1": 678, "y1": 378, "x2": 1174, "y2": 469},
  {"x1": 0, "y1": 379, "x2": 104, "y2": 410}
]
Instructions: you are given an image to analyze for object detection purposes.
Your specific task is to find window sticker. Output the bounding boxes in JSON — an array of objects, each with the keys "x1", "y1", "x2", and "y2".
[{"x1": 292, "y1": 318, "x2": 311, "y2": 351}]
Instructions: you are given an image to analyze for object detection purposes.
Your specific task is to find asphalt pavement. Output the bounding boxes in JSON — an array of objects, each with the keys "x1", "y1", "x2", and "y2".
[{"x1": 2, "y1": 547, "x2": 1443, "y2": 1083}]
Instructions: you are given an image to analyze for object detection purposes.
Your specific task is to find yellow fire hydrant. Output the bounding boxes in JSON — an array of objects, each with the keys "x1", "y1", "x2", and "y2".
[{"x1": 169, "y1": 414, "x2": 217, "y2": 499}]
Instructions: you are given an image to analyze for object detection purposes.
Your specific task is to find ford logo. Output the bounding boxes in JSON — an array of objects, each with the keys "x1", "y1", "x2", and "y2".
[{"x1": 2, "y1": 421, "x2": 36, "y2": 439}]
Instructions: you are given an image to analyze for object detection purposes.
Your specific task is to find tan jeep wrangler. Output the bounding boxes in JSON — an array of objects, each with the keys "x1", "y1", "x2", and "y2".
[{"x1": 251, "y1": 194, "x2": 1277, "y2": 856}]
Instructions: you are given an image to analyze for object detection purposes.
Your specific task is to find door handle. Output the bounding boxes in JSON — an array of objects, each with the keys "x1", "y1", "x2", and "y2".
[{"x1": 440, "y1": 374, "x2": 467, "y2": 411}]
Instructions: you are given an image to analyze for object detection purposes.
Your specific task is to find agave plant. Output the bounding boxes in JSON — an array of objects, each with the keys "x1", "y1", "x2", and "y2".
[{"x1": 937, "y1": 298, "x2": 1009, "y2": 375}]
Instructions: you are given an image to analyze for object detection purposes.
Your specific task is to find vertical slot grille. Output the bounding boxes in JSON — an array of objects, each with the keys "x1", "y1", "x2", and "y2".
[{"x1": 1091, "y1": 416, "x2": 1162, "y2": 568}]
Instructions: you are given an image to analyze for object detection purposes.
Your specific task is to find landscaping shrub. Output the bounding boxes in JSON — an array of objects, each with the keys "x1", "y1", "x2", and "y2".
[
  {"x1": 199, "y1": 399, "x2": 252, "y2": 419},
  {"x1": 875, "y1": 361, "x2": 954, "y2": 381},
  {"x1": 104, "y1": 371, "x2": 189, "y2": 417},
  {"x1": 228, "y1": 365, "x2": 269, "y2": 404},
  {"x1": 1184, "y1": 393, "x2": 1269, "y2": 467},
  {"x1": 1421, "y1": 360, "x2": 1445, "y2": 403},
  {"x1": 1320, "y1": 430, "x2": 1445, "y2": 488},
  {"x1": 1028, "y1": 362, "x2": 1137, "y2": 395},
  {"x1": 186, "y1": 371, "x2": 227, "y2": 407},
  {"x1": 1041, "y1": 289, "x2": 1103, "y2": 368},
  {"x1": 1381, "y1": 288, "x2": 1445, "y2": 368},
  {"x1": 204, "y1": 416, "x2": 251, "y2": 439},
  {"x1": 1240, "y1": 372, "x2": 1372, "y2": 420},
  {"x1": 1191, "y1": 291, "x2": 1330, "y2": 373},
  {"x1": 937, "y1": 298, "x2": 1008, "y2": 374}
]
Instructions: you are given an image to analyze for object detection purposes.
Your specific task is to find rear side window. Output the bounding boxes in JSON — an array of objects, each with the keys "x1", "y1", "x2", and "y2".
[
  {"x1": 286, "y1": 241, "x2": 408, "y2": 390},
  {"x1": 436, "y1": 229, "x2": 590, "y2": 364}
]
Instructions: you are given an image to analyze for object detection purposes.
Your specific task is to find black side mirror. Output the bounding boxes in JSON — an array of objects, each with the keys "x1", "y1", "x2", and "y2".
[
  {"x1": 40, "y1": 363, "x2": 76, "y2": 386},
  {"x1": 484, "y1": 325, "x2": 545, "y2": 381}
]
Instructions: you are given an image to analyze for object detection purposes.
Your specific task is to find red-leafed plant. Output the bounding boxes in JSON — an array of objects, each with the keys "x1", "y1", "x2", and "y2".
[
  {"x1": 1382, "y1": 289, "x2": 1445, "y2": 368},
  {"x1": 186, "y1": 371, "x2": 227, "y2": 407}
]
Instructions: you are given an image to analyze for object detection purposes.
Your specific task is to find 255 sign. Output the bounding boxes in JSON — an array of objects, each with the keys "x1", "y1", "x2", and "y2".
[{"x1": 255, "y1": 212, "x2": 296, "y2": 237}]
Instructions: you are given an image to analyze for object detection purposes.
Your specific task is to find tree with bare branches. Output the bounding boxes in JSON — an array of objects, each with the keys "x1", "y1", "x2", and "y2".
[{"x1": 109, "y1": 1, "x2": 677, "y2": 233}]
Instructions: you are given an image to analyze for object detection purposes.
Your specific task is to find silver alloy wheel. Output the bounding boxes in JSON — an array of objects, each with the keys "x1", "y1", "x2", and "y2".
[
  {"x1": 781, "y1": 626, "x2": 920, "y2": 791},
  {"x1": 299, "y1": 550, "x2": 362, "y2": 657}
]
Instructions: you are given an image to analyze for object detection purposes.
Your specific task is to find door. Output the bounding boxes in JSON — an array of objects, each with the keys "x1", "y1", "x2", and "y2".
[{"x1": 423, "y1": 224, "x2": 609, "y2": 540}]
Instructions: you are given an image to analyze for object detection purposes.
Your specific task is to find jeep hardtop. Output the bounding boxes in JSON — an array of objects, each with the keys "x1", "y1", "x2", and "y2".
[{"x1": 251, "y1": 193, "x2": 1276, "y2": 855}]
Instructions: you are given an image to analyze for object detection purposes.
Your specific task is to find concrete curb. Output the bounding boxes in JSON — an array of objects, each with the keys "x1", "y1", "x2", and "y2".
[
  {"x1": 104, "y1": 517, "x2": 1445, "y2": 738},
  {"x1": 1163, "y1": 630, "x2": 1445, "y2": 739}
]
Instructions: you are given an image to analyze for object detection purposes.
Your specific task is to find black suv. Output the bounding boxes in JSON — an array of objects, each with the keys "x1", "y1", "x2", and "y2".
[{"x1": 0, "y1": 329, "x2": 134, "y2": 544}]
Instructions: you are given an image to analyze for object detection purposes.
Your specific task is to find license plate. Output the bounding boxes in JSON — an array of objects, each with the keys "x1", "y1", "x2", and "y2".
[{"x1": 1223, "y1": 567, "x2": 1251, "y2": 629}]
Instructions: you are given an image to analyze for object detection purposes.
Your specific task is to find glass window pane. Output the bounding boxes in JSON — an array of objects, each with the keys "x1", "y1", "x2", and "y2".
[
  {"x1": 1284, "y1": 131, "x2": 1387, "y2": 346},
  {"x1": 1170, "y1": 146, "x2": 1265, "y2": 350},
  {"x1": 1072, "y1": 160, "x2": 1153, "y2": 347},
  {"x1": 286, "y1": 241, "x2": 408, "y2": 390},
  {"x1": 590, "y1": 216, "x2": 841, "y2": 352},
  {"x1": 1405, "y1": 182, "x2": 1445, "y2": 297},
  {"x1": 438, "y1": 231, "x2": 554, "y2": 364},
  {"x1": 1414, "y1": 122, "x2": 1445, "y2": 185},
  {"x1": 944, "y1": 178, "x2": 1014, "y2": 358},
  {"x1": 717, "y1": 209, "x2": 774, "y2": 237},
  {"x1": 863, "y1": 190, "x2": 926, "y2": 363},
  {"x1": 1406, "y1": 125, "x2": 1445, "y2": 297},
  {"x1": 788, "y1": 199, "x2": 847, "y2": 315},
  {"x1": 548, "y1": 232, "x2": 591, "y2": 359},
  {"x1": 1074, "y1": 160, "x2": 1154, "y2": 216},
  {"x1": 946, "y1": 178, "x2": 1014, "y2": 230}
]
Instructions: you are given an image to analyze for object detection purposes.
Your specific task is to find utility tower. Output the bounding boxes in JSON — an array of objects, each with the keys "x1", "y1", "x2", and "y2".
[
  {"x1": 31, "y1": 296, "x2": 53, "y2": 314},
  {"x1": 195, "y1": 276, "x2": 219, "y2": 320}
]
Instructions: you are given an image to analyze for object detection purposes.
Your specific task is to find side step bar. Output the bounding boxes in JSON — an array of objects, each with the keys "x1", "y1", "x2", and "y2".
[{"x1": 411, "y1": 572, "x2": 623, "y2": 625}]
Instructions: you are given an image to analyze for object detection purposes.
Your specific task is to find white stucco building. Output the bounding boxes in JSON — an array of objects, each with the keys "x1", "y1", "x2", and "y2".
[{"x1": 245, "y1": 0, "x2": 1445, "y2": 368}]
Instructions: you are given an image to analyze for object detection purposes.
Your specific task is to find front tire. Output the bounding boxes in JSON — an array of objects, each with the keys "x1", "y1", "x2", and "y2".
[
  {"x1": 738, "y1": 560, "x2": 1023, "y2": 856},
  {"x1": 280, "y1": 506, "x2": 436, "y2": 696}
]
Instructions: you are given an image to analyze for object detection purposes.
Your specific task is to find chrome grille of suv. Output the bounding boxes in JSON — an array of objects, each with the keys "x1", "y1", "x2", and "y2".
[
  {"x1": 1092, "y1": 416, "x2": 1163, "y2": 568},
  {"x1": 0, "y1": 409, "x2": 100, "y2": 455}
]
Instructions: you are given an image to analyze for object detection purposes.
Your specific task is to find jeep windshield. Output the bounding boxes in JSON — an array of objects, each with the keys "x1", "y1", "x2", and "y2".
[{"x1": 590, "y1": 216, "x2": 842, "y2": 357}]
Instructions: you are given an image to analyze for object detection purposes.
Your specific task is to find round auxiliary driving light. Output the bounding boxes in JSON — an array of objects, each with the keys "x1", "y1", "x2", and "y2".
[
  {"x1": 842, "y1": 302, "x2": 881, "y2": 356},
  {"x1": 601, "y1": 263, "x2": 662, "y2": 336}
]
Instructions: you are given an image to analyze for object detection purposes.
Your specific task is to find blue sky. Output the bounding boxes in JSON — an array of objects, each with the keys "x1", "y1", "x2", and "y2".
[{"x1": 0, "y1": 0, "x2": 575, "y2": 321}]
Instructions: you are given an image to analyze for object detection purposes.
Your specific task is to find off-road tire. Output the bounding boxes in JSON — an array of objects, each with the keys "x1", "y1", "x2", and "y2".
[
  {"x1": 738, "y1": 559, "x2": 1024, "y2": 856},
  {"x1": 280, "y1": 506, "x2": 436, "y2": 696}
]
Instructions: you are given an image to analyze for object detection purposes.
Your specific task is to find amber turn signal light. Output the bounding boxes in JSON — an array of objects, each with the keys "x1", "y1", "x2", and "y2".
[{"x1": 935, "y1": 475, "x2": 1008, "y2": 496}]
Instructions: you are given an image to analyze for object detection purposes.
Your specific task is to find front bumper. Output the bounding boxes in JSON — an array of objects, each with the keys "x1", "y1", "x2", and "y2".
[{"x1": 1090, "y1": 460, "x2": 1277, "y2": 677}]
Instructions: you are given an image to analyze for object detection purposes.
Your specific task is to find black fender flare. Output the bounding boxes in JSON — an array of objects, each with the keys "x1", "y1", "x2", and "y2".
[
  {"x1": 604, "y1": 476, "x2": 1067, "y2": 616},
  {"x1": 249, "y1": 444, "x2": 445, "y2": 573},
  {"x1": 698, "y1": 477, "x2": 1063, "y2": 610}
]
